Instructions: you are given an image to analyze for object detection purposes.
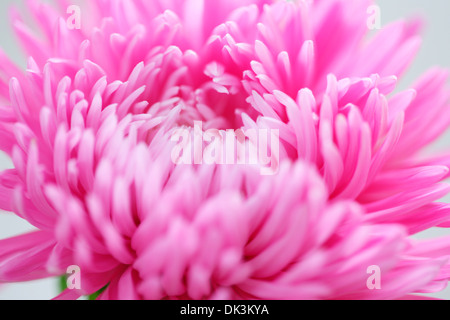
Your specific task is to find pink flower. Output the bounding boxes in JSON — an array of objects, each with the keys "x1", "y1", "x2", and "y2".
[{"x1": 1, "y1": 0, "x2": 450, "y2": 299}]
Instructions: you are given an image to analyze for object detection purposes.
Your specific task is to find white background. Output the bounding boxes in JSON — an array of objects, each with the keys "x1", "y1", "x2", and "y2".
[{"x1": 0, "y1": 0, "x2": 450, "y2": 299}]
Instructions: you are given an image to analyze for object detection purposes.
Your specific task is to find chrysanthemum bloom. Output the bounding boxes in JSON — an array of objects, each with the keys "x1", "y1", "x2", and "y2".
[{"x1": 1, "y1": 0, "x2": 450, "y2": 299}]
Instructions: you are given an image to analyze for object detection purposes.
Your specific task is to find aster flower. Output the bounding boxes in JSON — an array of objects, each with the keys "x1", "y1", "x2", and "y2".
[{"x1": 1, "y1": 0, "x2": 450, "y2": 300}]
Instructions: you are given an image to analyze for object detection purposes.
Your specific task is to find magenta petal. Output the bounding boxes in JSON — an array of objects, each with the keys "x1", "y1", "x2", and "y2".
[{"x1": 0, "y1": 0, "x2": 449, "y2": 301}]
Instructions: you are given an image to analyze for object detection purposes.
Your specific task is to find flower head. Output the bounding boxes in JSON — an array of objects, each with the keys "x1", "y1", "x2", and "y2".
[{"x1": 1, "y1": 0, "x2": 450, "y2": 300}]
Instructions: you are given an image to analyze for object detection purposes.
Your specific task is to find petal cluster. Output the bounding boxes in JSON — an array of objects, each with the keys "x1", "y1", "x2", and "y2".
[{"x1": 0, "y1": 0, "x2": 450, "y2": 300}]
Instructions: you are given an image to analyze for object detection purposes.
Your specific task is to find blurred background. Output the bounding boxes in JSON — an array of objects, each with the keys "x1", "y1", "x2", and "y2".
[{"x1": 0, "y1": 0, "x2": 449, "y2": 299}]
